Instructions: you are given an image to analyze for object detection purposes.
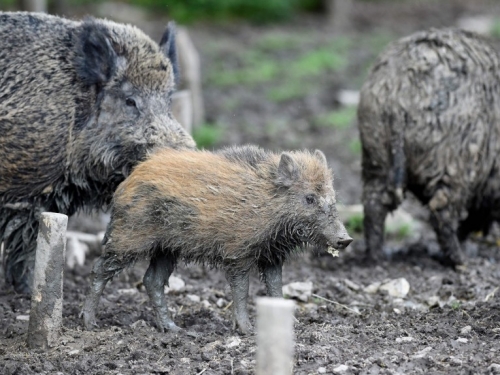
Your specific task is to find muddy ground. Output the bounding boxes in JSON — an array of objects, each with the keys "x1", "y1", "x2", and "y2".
[{"x1": 2, "y1": 1, "x2": 500, "y2": 374}]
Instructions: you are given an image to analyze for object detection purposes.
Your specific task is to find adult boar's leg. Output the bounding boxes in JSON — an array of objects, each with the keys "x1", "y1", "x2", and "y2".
[
  {"x1": 429, "y1": 207, "x2": 464, "y2": 268},
  {"x1": 143, "y1": 251, "x2": 180, "y2": 332},
  {"x1": 82, "y1": 253, "x2": 126, "y2": 329},
  {"x1": 226, "y1": 267, "x2": 252, "y2": 335},
  {"x1": 363, "y1": 179, "x2": 391, "y2": 260},
  {"x1": 259, "y1": 262, "x2": 283, "y2": 298}
]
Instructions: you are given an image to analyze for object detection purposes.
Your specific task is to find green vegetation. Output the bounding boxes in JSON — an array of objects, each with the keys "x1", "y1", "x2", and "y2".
[
  {"x1": 348, "y1": 139, "x2": 362, "y2": 155},
  {"x1": 192, "y1": 123, "x2": 223, "y2": 149},
  {"x1": 129, "y1": 0, "x2": 319, "y2": 24},
  {"x1": 394, "y1": 224, "x2": 411, "y2": 241},
  {"x1": 208, "y1": 35, "x2": 353, "y2": 104},
  {"x1": 344, "y1": 212, "x2": 413, "y2": 241},
  {"x1": 316, "y1": 106, "x2": 357, "y2": 129},
  {"x1": 345, "y1": 213, "x2": 364, "y2": 234},
  {"x1": 492, "y1": 18, "x2": 500, "y2": 39}
]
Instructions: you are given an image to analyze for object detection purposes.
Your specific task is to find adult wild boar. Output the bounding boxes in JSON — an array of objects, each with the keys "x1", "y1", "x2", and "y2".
[
  {"x1": 0, "y1": 12, "x2": 196, "y2": 293},
  {"x1": 358, "y1": 28, "x2": 500, "y2": 267},
  {"x1": 82, "y1": 146, "x2": 353, "y2": 334}
]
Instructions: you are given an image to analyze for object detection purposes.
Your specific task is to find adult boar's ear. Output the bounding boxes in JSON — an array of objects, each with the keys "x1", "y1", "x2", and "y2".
[
  {"x1": 159, "y1": 22, "x2": 179, "y2": 86},
  {"x1": 276, "y1": 153, "x2": 300, "y2": 187},
  {"x1": 314, "y1": 150, "x2": 328, "y2": 166},
  {"x1": 76, "y1": 18, "x2": 118, "y2": 86}
]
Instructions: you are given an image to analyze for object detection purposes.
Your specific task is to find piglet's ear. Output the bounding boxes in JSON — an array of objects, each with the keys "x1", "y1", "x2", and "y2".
[
  {"x1": 76, "y1": 18, "x2": 117, "y2": 86},
  {"x1": 314, "y1": 149, "x2": 328, "y2": 166},
  {"x1": 159, "y1": 22, "x2": 179, "y2": 86},
  {"x1": 276, "y1": 153, "x2": 299, "y2": 187}
]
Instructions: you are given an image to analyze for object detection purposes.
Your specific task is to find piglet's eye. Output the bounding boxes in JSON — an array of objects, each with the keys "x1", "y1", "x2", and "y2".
[
  {"x1": 125, "y1": 98, "x2": 136, "y2": 107},
  {"x1": 306, "y1": 194, "x2": 316, "y2": 205}
]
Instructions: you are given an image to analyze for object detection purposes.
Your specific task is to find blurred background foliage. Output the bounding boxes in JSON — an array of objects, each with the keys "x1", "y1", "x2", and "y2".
[
  {"x1": 2, "y1": 0, "x2": 500, "y2": 205},
  {"x1": 0, "y1": 0, "x2": 328, "y2": 23}
]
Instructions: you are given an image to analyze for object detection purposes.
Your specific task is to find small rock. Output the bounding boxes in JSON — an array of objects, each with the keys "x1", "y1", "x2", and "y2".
[
  {"x1": 337, "y1": 90, "x2": 360, "y2": 106},
  {"x1": 16, "y1": 315, "x2": 30, "y2": 321},
  {"x1": 456, "y1": 337, "x2": 468, "y2": 344},
  {"x1": 66, "y1": 236, "x2": 89, "y2": 269},
  {"x1": 203, "y1": 340, "x2": 222, "y2": 351},
  {"x1": 393, "y1": 308, "x2": 402, "y2": 314},
  {"x1": 488, "y1": 363, "x2": 500, "y2": 373},
  {"x1": 448, "y1": 356, "x2": 462, "y2": 366},
  {"x1": 333, "y1": 364, "x2": 349, "y2": 373},
  {"x1": 412, "y1": 346, "x2": 433, "y2": 359},
  {"x1": 364, "y1": 282, "x2": 381, "y2": 294},
  {"x1": 165, "y1": 276, "x2": 185, "y2": 293},
  {"x1": 226, "y1": 336, "x2": 241, "y2": 349},
  {"x1": 460, "y1": 325, "x2": 472, "y2": 335},
  {"x1": 201, "y1": 300, "x2": 211, "y2": 308},
  {"x1": 379, "y1": 278, "x2": 410, "y2": 298},
  {"x1": 302, "y1": 303, "x2": 318, "y2": 311},
  {"x1": 318, "y1": 367, "x2": 327, "y2": 374},
  {"x1": 425, "y1": 295, "x2": 441, "y2": 307},
  {"x1": 456, "y1": 15, "x2": 495, "y2": 35},
  {"x1": 396, "y1": 336, "x2": 413, "y2": 343},
  {"x1": 216, "y1": 298, "x2": 227, "y2": 308},
  {"x1": 130, "y1": 320, "x2": 148, "y2": 329},
  {"x1": 186, "y1": 294, "x2": 201, "y2": 303},
  {"x1": 68, "y1": 349, "x2": 79, "y2": 355},
  {"x1": 343, "y1": 279, "x2": 361, "y2": 291},
  {"x1": 117, "y1": 288, "x2": 138, "y2": 295},
  {"x1": 283, "y1": 281, "x2": 313, "y2": 302}
]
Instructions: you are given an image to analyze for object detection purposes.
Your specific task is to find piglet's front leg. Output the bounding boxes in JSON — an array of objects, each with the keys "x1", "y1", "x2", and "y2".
[
  {"x1": 226, "y1": 268, "x2": 252, "y2": 335},
  {"x1": 259, "y1": 262, "x2": 283, "y2": 298}
]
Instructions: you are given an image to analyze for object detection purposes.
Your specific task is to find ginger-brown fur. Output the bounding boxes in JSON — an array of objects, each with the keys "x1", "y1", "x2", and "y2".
[
  {"x1": 83, "y1": 145, "x2": 352, "y2": 334},
  {"x1": 107, "y1": 147, "x2": 336, "y2": 267}
]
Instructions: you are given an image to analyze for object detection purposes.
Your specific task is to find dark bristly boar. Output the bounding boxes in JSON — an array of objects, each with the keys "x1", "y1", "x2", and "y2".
[
  {"x1": 0, "y1": 12, "x2": 196, "y2": 293},
  {"x1": 82, "y1": 145, "x2": 353, "y2": 334},
  {"x1": 358, "y1": 28, "x2": 500, "y2": 267}
]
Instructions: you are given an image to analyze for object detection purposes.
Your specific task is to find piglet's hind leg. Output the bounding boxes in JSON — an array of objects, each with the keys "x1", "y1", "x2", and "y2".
[
  {"x1": 82, "y1": 253, "x2": 126, "y2": 330},
  {"x1": 226, "y1": 268, "x2": 252, "y2": 335},
  {"x1": 143, "y1": 251, "x2": 181, "y2": 332}
]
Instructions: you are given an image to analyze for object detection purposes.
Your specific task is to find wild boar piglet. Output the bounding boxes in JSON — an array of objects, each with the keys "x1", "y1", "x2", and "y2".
[{"x1": 82, "y1": 145, "x2": 352, "y2": 334}]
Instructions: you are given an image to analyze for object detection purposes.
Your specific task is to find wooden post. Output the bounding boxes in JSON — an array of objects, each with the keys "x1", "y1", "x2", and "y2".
[
  {"x1": 27, "y1": 212, "x2": 68, "y2": 349},
  {"x1": 19, "y1": 0, "x2": 47, "y2": 12},
  {"x1": 171, "y1": 89, "x2": 193, "y2": 135},
  {"x1": 177, "y1": 27, "x2": 205, "y2": 128},
  {"x1": 256, "y1": 298, "x2": 296, "y2": 375},
  {"x1": 325, "y1": 0, "x2": 354, "y2": 33}
]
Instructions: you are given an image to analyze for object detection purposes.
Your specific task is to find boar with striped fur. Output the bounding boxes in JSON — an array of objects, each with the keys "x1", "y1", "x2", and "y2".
[
  {"x1": 0, "y1": 12, "x2": 195, "y2": 293},
  {"x1": 82, "y1": 145, "x2": 353, "y2": 334},
  {"x1": 359, "y1": 28, "x2": 500, "y2": 267}
]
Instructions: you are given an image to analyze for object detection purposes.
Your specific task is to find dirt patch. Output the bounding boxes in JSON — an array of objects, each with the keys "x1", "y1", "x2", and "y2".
[
  {"x1": 2, "y1": 1, "x2": 500, "y2": 374},
  {"x1": 1, "y1": 241, "x2": 500, "y2": 374}
]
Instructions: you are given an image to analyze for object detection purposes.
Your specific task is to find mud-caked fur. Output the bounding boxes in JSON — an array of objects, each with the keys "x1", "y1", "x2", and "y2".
[
  {"x1": 358, "y1": 27, "x2": 500, "y2": 267},
  {"x1": 0, "y1": 12, "x2": 196, "y2": 293},
  {"x1": 82, "y1": 145, "x2": 353, "y2": 334}
]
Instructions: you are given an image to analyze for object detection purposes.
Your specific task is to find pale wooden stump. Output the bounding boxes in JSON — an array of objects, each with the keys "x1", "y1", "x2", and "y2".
[{"x1": 27, "y1": 212, "x2": 68, "y2": 349}]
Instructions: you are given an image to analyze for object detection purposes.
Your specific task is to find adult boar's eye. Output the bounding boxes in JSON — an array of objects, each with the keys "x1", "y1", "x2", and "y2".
[
  {"x1": 125, "y1": 98, "x2": 136, "y2": 107},
  {"x1": 306, "y1": 194, "x2": 316, "y2": 205}
]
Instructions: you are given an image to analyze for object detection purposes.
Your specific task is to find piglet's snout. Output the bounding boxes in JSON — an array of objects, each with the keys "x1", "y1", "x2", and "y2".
[
  {"x1": 328, "y1": 219, "x2": 353, "y2": 250},
  {"x1": 334, "y1": 236, "x2": 353, "y2": 250}
]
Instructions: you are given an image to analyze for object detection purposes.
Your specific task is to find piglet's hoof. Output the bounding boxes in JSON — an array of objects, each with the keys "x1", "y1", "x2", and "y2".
[
  {"x1": 433, "y1": 249, "x2": 465, "y2": 269},
  {"x1": 157, "y1": 321, "x2": 182, "y2": 333},
  {"x1": 80, "y1": 311, "x2": 98, "y2": 331},
  {"x1": 234, "y1": 320, "x2": 253, "y2": 336}
]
